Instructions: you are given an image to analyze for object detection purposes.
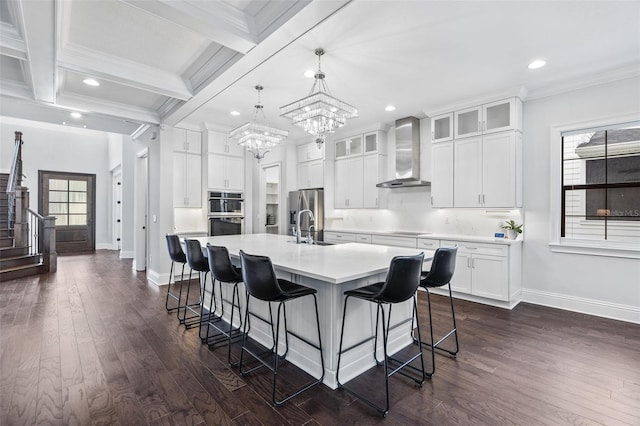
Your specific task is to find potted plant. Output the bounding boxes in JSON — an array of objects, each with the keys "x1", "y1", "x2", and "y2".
[{"x1": 502, "y1": 220, "x2": 523, "y2": 239}]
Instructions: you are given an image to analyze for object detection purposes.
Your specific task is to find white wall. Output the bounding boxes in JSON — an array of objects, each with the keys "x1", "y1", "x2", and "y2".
[
  {"x1": 0, "y1": 116, "x2": 112, "y2": 248},
  {"x1": 521, "y1": 77, "x2": 640, "y2": 322},
  {"x1": 119, "y1": 135, "x2": 137, "y2": 257}
]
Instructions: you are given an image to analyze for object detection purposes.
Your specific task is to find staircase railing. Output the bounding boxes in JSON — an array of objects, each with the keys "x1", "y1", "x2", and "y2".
[
  {"x1": 6, "y1": 131, "x2": 23, "y2": 235},
  {"x1": 26, "y1": 209, "x2": 57, "y2": 273}
]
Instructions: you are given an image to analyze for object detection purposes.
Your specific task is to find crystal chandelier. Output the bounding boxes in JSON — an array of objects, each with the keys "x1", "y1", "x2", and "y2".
[
  {"x1": 280, "y1": 48, "x2": 358, "y2": 148},
  {"x1": 229, "y1": 85, "x2": 288, "y2": 162}
]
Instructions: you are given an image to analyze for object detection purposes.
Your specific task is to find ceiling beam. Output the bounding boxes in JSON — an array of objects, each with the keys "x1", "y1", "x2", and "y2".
[
  {"x1": 56, "y1": 93, "x2": 160, "y2": 125},
  {"x1": 19, "y1": 0, "x2": 56, "y2": 103},
  {"x1": 57, "y1": 43, "x2": 192, "y2": 101},
  {"x1": 0, "y1": 22, "x2": 27, "y2": 60},
  {"x1": 121, "y1": 0, "x2": 257, "y2": 54}
]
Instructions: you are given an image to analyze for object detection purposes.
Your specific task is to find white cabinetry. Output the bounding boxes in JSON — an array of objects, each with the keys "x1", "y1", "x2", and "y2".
[
  {"x1": 430, "y1": 96, "x2": 523, "y2": 209},
  {"x1": 370, "y1": 235, "x2": 417, "y2": 248},
  {"x1": 324, "y1": 231, "x2": 356, "y2": 244},
  {"x1": 431, "y1": 113, "x2": 454, "y2": 143},
  {"x1": 173, "y1": 128, "x2": 202, "y2": 207},
  {"x1": 454, "y1": 98, "x2": 521, "y2": 139},
  {"x1": 334, "y1": 131, "x2": 386, "y2": 209},
  {"x1": 430, "y1": 142, "x2": 454, "y2": 207},
  {"x1": 206, "y1": 130, "x2": 244, "y2": 191},
  {"x1": 454, "y1": 131, "x2": 521, "y2": 208},
  {"x1": 297, "y1": 142, "x2": 324, "y2": 190},
  {"x1": 440, "y1": 240, "x2": 518, "y2": 302}
]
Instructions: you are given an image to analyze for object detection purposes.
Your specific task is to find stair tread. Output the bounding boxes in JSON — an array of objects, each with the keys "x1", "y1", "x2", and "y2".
[{"x1": 0, "y1": 254, "x2": 39, "y2": 262}]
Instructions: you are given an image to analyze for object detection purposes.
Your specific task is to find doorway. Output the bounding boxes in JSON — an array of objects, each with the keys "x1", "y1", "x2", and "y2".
[
  {"x1": 112, "y1": 167, "x2": 122, "y2": 251},
  {"x1": 39, "y1": 170, "x2": 96, "y2": 254},
  {"x1": 259, "y1": 163, "x2": 281, "y2": 235}
]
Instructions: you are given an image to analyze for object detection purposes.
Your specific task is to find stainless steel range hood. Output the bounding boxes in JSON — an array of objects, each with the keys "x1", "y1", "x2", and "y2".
[{"x1": 377, "y1": 116, "x2": 431, "y2": 188}]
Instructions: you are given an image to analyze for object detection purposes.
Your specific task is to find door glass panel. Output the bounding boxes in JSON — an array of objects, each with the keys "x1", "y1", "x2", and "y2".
[
  {"x1": 49, "y1": 191, "x2": 68, "y2": 202},
  {"x1": 69, "y1": 214, "x2": 87, "y2": 225},
  {"x1": 433, "y1": 116, "x2": 451, "y2": 140},
  {"x1": 69, "y1": 192, "x2": 87, "y2": 202},
  {"x1": 485, "y1": 102, "x2": 510, "y2": 130},
  {"x1": 69, "y1": 180, "x2": 87, "y2": 191},
  {"x1": 48, "y1": 177, "x2": 88, "y2": 228},
  {"x1": 54, "y1": 215, "x2": 68, "y2": 226},
  {"x1": 49, "y1": 179, "x2": 68, "y2": 191},
  {"x1": 49, "y1": 203, "x2": 68, "y2": 214},
  {"x1": 457, "y1": 110, "x2": 479, "y2": 135},
  {"x1": 70, "y1": 203, "x2": 87, "y2": 214}
]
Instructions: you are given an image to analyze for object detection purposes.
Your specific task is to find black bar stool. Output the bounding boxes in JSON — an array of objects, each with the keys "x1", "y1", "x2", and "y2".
[
  {"x1": 238, "y1": 250, "x2": 324, "y2": 406},
  {"x1": 164, "y1": 234, "x2": 186, "y2": 313},
  {"x1": 181, "y1": 239, "x2": 210, "y2": 330},
  {"x1": 336, "y1": 252, "x2": 426, "y2": 417},
  {"x1": 203, "y1": 244, "x2": 244, "y2": 364},
  {"x1": 416, "y1": 247, "x2": 459, "y2": 376}
]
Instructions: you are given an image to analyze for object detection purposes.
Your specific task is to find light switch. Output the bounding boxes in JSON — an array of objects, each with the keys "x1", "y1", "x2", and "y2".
[{"x1": 152, "y1": 214, "x2": 157, "y2": 223}]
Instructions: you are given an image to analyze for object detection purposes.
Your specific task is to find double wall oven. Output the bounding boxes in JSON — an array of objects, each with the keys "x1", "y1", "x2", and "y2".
[{"x1": 208, "y1": 191, "x2": 244, "y2": 236}]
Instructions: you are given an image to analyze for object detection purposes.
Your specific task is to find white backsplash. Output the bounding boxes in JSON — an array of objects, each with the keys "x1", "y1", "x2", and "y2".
[{"x1": 325, "y1": 188, "x2": 522, "y2": 237}]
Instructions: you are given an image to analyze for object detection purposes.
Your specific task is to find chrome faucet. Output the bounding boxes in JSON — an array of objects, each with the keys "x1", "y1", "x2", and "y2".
[
  {"x1": 307, "y1": 225, "x2": 315, "y2": 244},
  {"x1": 296, "y1": 209, "x2": 315, "y2": 244}
]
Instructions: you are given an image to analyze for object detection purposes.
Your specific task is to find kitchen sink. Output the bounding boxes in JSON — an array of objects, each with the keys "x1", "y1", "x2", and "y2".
[{"x1": 286, "y1": 240, "x2": 334, "y2": 246}]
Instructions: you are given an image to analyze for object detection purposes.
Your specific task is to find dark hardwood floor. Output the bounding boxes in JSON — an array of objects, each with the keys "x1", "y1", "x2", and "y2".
[{"x1": 1, "y1": 250, "x2": 639, "y2": 425}]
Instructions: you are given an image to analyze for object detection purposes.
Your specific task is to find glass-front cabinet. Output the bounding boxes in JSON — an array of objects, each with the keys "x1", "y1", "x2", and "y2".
[
  {"x1": 454, "y1": 98, "x2": 521, "y2": 139},
  {"x1": 431, "y1": 113, "x2": 453, "y2": 143},
  {"x1": 335, "y1": 135, "x2": 363, "y2": 159}
]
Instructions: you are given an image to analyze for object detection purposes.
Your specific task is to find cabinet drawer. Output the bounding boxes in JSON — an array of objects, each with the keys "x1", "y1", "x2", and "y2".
[
  {"x1": 417, "y1": 238, "x2": 439, "y2": 250},
  {"x1": 441, "y1": 240, "x2": 508, "y2": 257},
  {"x1": 324, "y1": 231, "x2": 356, "y2": 244},
  {"x1": 371, "y1": 235, "x2": 417, "y2": 248},
  {"x1": 356, "y1": 234, "x2": 372, "y2": 243}
]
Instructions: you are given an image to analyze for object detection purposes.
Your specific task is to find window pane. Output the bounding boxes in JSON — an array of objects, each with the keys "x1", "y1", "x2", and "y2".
[
  {"x1": 49, "y1": 179, "x2": 68, "y2": 191},
  {"x1": 607, "y1": 187, "x2": 640, "y2": 221},
  {"x1": 48, "y1": 191, "x2": 68, "y2": 202},
  {"x1": 68, "y1": 215, "x2": 87, "y2": 225},
  {"x1": 69, "y1": 203, "x2": 87, "y2": 214},
  {"x1": 69, "y1": 192, "x2": 87, "y2": 203},
  {"x1": 48, "y1": 203, "x2": 68, "y2": 214},
  {"x1": 607, "y1": 155, "x2": 640, "y2": 184},
  {"x1": 563, "y1": 133, "x2": 594, "y2": 161},
  {"x1": 69, "y1": 180, "x2": 87, "y2": 191},
  {"x1": 563, "y1": 158, "x2": 589, "y2": 185},
  {"x1": 54, "y1": 215, "x2": 68, "y2": 226}
]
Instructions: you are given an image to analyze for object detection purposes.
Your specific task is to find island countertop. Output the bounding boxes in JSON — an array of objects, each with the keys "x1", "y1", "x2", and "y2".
[{"x1": 193, "y1": 233, "x2": 431, "y2": 284}]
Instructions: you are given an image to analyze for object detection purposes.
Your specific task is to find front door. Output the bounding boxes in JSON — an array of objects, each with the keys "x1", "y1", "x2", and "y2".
[{"x1": 39, "y1": 171, "x2": 96, "y2": 254}]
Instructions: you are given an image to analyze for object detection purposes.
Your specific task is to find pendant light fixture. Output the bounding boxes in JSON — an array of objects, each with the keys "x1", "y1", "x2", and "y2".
[
  {"x1": 280, "y1": 48, "x2": 358, "y2": 148},
  {"x1": 229, "y1": 85, "x2": 288, "y2": 162}
]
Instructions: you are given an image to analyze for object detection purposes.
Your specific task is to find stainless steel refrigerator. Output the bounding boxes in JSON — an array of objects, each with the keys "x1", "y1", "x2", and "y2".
[{"x1": 288, "y1": 189, "x2": 324, "y2": 242}]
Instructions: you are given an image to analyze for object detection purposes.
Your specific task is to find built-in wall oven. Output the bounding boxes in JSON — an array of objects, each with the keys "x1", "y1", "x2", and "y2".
[{"x1": 208, "y1": 191, "x2": 244, "y2": 236}]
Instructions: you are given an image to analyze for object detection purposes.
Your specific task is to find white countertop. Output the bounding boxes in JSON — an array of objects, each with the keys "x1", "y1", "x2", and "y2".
[
  {"x1": 326, "y1": 229, "x2": 522, "y2": 245},
  {"x1": 193, "y1": 233, "x2": 432, "y2": 284}
]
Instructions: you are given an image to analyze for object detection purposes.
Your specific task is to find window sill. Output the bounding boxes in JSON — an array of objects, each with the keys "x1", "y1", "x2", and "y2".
[{"x1": 549, "y1": 240, "x2": 640, "y2": 259}]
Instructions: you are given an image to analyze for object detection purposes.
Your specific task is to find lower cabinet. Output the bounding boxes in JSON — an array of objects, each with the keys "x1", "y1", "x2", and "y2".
[
  {"x1": 440, "y1": 240, "x2": 515, "y2": 302},
  {"x1": 324, "y1": 231, "x2": 356, "y2": 244}
]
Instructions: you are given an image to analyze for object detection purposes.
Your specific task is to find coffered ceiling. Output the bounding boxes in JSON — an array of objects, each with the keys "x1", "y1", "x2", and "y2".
[{"x1": 1, "y1": 1, "x2": 639, "y2": 138}]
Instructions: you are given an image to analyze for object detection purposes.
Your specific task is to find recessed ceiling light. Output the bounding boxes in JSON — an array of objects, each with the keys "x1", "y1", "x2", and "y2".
[
  {"x1": 83, "y1": 78, "x2": 100, "y2": 86},
  {"x1": 528, "y1": 59, "x2": 546, "y2": 69},
  {"x1": 385, "y1": 105, "x2": 396, "y2": 112},
  {"x1": 230, "y1": 110, "x2": 240, "y2": 116},
  {"x1": 304, "y1": 69, "x2": 315, "y2": 78},
  {"x1": 70, "y1": 111, "x2": 82, "y2": 119},
  {"x1": 62, "y1": 121, "x2": 66, "y2": 125}
]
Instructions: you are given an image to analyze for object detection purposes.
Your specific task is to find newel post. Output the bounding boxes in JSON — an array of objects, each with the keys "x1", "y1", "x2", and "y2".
[
  {"x1": 13, "y1": 186, "x2": 29, "y2": 248},
  {"x1": 42, "y1": 216, "x2": 57, "y2": 273}
]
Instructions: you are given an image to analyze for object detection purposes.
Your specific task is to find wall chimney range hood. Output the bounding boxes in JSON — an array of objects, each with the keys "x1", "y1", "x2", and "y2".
[{"x1": 377, "y1": 116, "x2": 431, "y2": 188}]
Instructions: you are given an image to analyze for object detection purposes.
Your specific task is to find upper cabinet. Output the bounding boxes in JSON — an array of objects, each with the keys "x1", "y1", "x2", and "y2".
[
  {"x1": 334, "y1": 130, "x2": 387, "y2": 209},
  {"x1": 431, "y1": 113, "x2": 454, "y2": 143},
  {"x1": 430, "y1": 96, "x2": 523, "y2": 209},
  {"x1": 297, "y1": 142, "x2": 325, "y2": 190},
  {"x1": 207, "y1": 130, "x2": 244, "y2": 157},
  {"x1": 173, "y1": 128, "x2": 202, "y2": 207},
  {"x1": 454, "y1": 98, "x2": 522, "y2": 139},
  {"x1": 205, "y1": 130, "x2": 244, "y2": 191}
]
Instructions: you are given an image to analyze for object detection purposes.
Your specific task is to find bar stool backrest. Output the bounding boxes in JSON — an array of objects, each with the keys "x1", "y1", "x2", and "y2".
[
  {"x1": 184, "y1": 239, "x2": 209, "y2": 272},
  {"x1": 207, "y1": 244, "x2": 242, "y2": 282},
  {"x1": 422, "y1": 247, "x2": 457, "y2": 288},
  {"x1": 239, "y1": 250, "x2": 283, "y2": 301},
  {"x1": 377, "y1": 252, "x2": 425, "y2": 303},
  {"x1": 166, "y1": 234, "x2": 186, "y2": 264}
]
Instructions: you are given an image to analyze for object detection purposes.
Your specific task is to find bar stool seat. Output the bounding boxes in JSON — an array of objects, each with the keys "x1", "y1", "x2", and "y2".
[
  {"x1": 417, "y1": 247, "x2": 459, "y2": 377},
  {"x1": 182, "y1": 239, "x2": 210, "y2": 330},
  {"x1": 238, "y1": 250, "x2": 324, "y2": 407},
  {"x1": 337, "y1": 252, "x2": 426, "y2": 417},
  {"x1": 203, "y1": 244, "x2": 245, "y2": 364}
]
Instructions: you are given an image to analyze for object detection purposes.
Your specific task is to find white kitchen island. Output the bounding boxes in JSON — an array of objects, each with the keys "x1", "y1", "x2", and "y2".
[{"x1": 193, "y1": 233, "x2": 433, "y2": 389}]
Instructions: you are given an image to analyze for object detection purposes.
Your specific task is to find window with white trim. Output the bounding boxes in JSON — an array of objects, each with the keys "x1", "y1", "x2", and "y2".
[{"x1": 561, "y1": 122, "x2": 640, "y2": 245}]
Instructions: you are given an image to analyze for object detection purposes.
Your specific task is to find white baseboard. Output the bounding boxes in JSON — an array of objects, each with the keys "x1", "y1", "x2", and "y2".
[
  {"x1": 96, "y1": 243, "x2": 113, "y2": 250},
  {"x1": 119, "y1": 250, "x2": 134, "y2": 259},
  {"x1": 147, "y1": 269, "x2": 170, "y2": 286},
  {"x1": 522, "y1": 289, "x2": 640, "y2": 324}
]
